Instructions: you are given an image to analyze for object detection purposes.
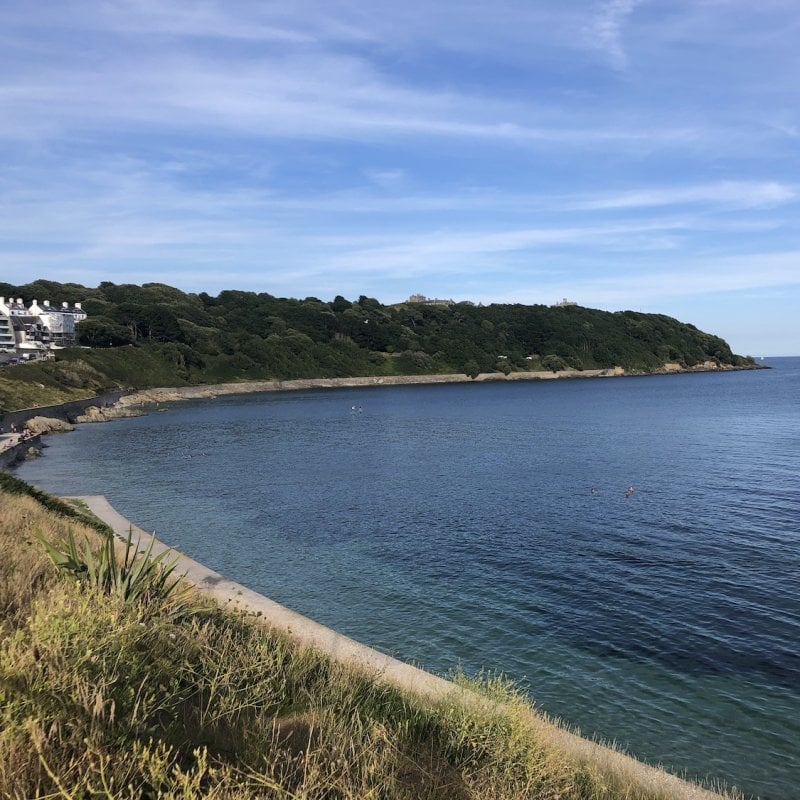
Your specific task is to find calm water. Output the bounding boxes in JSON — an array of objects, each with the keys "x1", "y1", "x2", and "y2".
[{"x1": 15, "y1": 359, "x2": 800, "y2": 799}]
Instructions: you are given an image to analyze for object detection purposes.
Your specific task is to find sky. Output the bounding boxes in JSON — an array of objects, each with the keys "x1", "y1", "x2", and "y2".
[{"x1": 2, "y1": 1, "x2": 800, "y2": 355}]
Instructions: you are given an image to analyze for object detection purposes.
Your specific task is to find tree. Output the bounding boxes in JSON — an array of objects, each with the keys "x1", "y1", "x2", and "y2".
[
  {"x1": 541, "y1": 354, "x2": 567, "y2": 372},
  {"x1": 464, "y1": 359, "x2": 481, "y2": 379},
  {"x1": 114, "y1": 304, "x2": 184, "y2": 343},
  {"x1": 331, "y1": 295, "x2": 352, "y2": 313},
  {"x1": 76, "y1": 318, "x2": 134, "y2": 347}
]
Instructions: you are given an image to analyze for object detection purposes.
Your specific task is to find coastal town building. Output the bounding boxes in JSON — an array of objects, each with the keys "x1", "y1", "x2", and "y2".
[
  {"x1": 11, "y1": 316, "x2": 51, "y2": 351},
  {"x1": 0, "y1": 296, "x2": 88, "y2": 357},
  {"x1": 28, "y1": 299, "x2": 87, "y2": 347},
  {"x1": 0, "y1": 313, "x2": 14, "y2": 352}
]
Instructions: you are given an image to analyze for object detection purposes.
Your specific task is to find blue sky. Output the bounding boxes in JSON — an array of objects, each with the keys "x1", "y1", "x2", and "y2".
[{"x1": 2, "y1": 1, "x2": 799, "y2": 355}]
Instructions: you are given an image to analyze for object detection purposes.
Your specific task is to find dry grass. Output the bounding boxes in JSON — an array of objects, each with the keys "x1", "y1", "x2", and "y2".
[
  {"x1": 0, "y1": 491, "x2": 91, "y2": 633},
  {"x1": 0, "y1": 484, "x2": 737, "y2": 799}
]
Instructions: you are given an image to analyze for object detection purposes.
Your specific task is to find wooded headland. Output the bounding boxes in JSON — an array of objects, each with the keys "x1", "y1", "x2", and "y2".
[{"x1": 0, "y1": 278, "x2": 756, "y2": 413}]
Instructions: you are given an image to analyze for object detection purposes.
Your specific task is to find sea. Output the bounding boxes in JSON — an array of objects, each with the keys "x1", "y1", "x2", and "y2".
[{"x1": 13, "y1": 357, "x2": 800, "y2": 800}]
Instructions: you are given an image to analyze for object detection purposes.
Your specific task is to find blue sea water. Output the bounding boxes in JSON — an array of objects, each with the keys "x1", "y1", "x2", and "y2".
[{"x1": 14, "y1": 358, "x2": 800, "y2": 799}]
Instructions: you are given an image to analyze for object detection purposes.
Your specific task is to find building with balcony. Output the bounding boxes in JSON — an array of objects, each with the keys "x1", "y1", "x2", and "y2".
[{"x1": 0, "y1": 296, "x2": 89, "y2": 354}]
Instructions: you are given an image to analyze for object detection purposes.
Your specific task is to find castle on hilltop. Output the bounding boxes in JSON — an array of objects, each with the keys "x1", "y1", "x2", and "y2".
[{"x1": 407, "y1": 293, "x2": 455, "y2": 307}]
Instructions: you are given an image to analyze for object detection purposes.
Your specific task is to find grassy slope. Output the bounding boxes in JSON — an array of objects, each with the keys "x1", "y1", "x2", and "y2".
[
  {"x1": 0, "y1": 374, "x2": 94, "y2": 414},
  {"x1": 0, "y1": 348, "x2": 193, "y2": 413},
  {"x1": 0, "y1": 479, "x2": 735, "y2": 799}
]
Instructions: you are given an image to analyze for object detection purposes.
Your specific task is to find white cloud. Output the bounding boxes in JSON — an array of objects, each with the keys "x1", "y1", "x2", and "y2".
[
  {"x1": 364, "y1": 169, "x2": 407, "y2": 189},
  {"x1": 571, "y1": 181, "x2": 796, "y2": 211},
  {"x1": 473, "y1": 250, "x2": 800, "y2": 315},
  {"x1": 2, "y1": 2, "x2": 800, "y2": 352},
  {"x1": 0, "y1": 45, "x2": 703, "y2": 150},
  {"x1": 585, "y1": 0, "x2": 643, "y2": 69}
]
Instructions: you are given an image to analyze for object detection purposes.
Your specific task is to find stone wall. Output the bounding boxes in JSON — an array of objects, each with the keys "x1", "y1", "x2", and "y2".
[
  {"x1": 0, "y1": 391, "x2": 127, "y2": 433},
  {"x1": 0, "y1": 433, "x2": 43, "y2": 469}
]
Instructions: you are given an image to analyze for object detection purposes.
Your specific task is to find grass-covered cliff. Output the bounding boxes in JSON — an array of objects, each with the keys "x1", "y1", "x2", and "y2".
[
  {"x1": 0, "y1": 278, "x2": 754, "y2": 412},
  {"x1": 0, "y1": 474, "x2": 732, "y2": 799}
]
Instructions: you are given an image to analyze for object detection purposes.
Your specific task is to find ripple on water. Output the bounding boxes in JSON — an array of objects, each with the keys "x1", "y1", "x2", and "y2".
[{"x1": 14, "y1": 364, "x2": 800, "y2": 799}]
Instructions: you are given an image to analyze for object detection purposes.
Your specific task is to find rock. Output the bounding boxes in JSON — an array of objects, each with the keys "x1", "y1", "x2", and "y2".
[
  {"x1": 74, "y1": 405, "x2": 145, "y2": 423},
  {"x1": 117, "y1": 389, "x2": 183, "y2": 406},
  {"x1": 24, "y1": 416, "x2": 75, "y2": 434},
  {"x1": 74, "y1": 405, "x2": 103, "y2": 422}
]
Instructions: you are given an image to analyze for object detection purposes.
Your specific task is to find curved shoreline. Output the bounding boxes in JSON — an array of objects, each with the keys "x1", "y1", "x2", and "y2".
[
  {"x1": 116, "y1": 370, "x2": 619, "y2": 407},
  {"x1": 108, "y1": 362, "x2": 758, "y2": 413},
  {"x1": 74, "y1": 493, "x2": 724, "y2": 800},
  {"x1": 1, "y1": 363, "x2": 762, "y2": 425}
]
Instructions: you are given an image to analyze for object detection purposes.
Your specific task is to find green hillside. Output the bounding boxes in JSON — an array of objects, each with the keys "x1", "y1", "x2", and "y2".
[{"x1": 0, "y1": 279, "x2": 754, "y2": 412}]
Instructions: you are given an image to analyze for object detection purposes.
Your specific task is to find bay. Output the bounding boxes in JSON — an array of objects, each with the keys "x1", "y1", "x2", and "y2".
[{"x1": 15, "y1": 358, "x2": 800, "y2": 799}]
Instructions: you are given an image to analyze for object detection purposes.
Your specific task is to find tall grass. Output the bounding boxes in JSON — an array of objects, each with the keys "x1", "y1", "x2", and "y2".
[
  {"x1": 0, "y1": 470, "x2": 110, "y2": 534},
  {"x1": 0, "y1": 484, "x2": 736, "y2": 799}
]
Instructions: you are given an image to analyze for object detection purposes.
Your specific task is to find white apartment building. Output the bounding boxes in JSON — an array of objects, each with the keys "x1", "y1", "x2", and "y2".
[
  {"x1": 0, "y1": 313, "x2": 14, "y2": 352},
  {"x1": 0, "y1": 297, "x2": 88, "y2": 354},
  {"x1": 28, "y1": 299, "x2": 87, "y2": 347}
]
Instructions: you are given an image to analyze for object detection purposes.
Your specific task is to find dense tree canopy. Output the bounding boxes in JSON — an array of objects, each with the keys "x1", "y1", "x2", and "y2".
[{"x1": 0, "y1": 280, "x2": 753, "y2": 393}]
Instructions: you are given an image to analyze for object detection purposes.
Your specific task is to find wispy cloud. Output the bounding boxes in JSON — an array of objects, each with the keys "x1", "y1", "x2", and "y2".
[
  {"x1": 1, "y1": 153, "x2": 795, "y2": 276},
  {"x1": 0, "y1": 47, "x2": 703, "y2": 150},
  {"x1": 540, "y1": 250, "x2": 800, "y2": 309},
  {"x1": 570, "y1": 181, "x2": 796, "y2": 211},
  {"x1": 585, "y1": 0, "x2": 643, "y2": 69},
  {"x1": 1, "y1": 1, "x2": 800, "y2": 351}
]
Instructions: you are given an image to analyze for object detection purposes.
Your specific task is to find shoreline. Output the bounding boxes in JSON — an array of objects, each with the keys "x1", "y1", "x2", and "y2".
[
  {"x1": 1, "y1": 362, "x2": 763, "y2": 426},
  {"x1": 106, "y1": 362, "x2": 759, "y2": 415},
  {"x1": 1, "y1": 372, "x2": 752, "y2": 797},
  {"x1": 77, "y1": 493, "x2": 723, "y2": 800},
  {"x1": 0, "y1": 362, "x2": 764, "y2": 798},
  {"x1": 117, "y1": 369, "x2": 623, "y2": 407}
]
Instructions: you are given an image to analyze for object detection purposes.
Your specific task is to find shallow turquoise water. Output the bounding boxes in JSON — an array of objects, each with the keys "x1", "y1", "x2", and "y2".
[{"x1": 16, "y1": 359, "x2": 800, "y2": 799}]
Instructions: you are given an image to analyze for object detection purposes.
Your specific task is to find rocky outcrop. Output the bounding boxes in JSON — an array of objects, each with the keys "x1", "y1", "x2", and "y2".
[
  {"x1": 74, "y1": 405, "x2": 145, "y2": 423},
  {"x1": 24, "y1": 416, "x2": 75, "y2": 435}
]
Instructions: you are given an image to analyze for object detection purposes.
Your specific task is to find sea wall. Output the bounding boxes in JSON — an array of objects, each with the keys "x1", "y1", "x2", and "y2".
[
  {"x1": 0, "y1": 390, "x2": 128, "y2": 432},
  {"x1": 115, "y1": 364, "x2": 757, "y2": 409},
  {"x1": 116, "y1": 368, "x2": 625, "y2": 408},
  {"x1": 3, "y1": 363, "x2": 758, "y2": 427},
  {"x1": 0, "y1": 433, "x2": 43, "y2": 469}
]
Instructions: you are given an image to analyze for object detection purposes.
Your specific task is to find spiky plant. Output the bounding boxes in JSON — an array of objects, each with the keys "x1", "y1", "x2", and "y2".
[{"x1": 35, "y1": 526, "x2": 184, "y2": 608}]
